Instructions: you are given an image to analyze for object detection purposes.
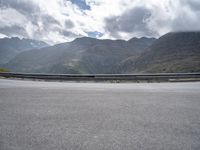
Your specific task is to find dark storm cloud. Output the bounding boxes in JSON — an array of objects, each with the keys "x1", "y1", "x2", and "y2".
[{"x1": 105, "y1": 7, "x2": 153, "y2": 38}]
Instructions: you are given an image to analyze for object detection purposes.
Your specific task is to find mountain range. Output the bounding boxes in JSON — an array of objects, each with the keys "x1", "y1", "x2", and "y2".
[
  {"x1": 120, "y1": 32, "x2": 200, "y2": 73},
  {"x1": 1, "y1": 32, "x2": 200, "y2": 74},
  {"x1": 0, "y1": 37, "x2": 48, "y2": 64},
  {"x1": 3, "y1": 37, "x2": 155, "y2": 74}
]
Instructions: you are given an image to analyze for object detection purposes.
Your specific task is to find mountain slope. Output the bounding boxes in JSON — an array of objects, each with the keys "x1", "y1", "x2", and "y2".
[
  {"x1": 0, "y1": 37, "x2": 48, "y2": 64},
  {"x1": 5, "y1": 37, "x2": 156, "y2": 74},
  {"x1": 120, "y1": 32, "x2": 200, "y2": 73}
]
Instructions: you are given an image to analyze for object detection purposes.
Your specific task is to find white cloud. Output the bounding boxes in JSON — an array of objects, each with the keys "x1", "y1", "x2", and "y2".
[
  {"x1": 0, "y1": 33, "x2": 7, "y2": 38},
  {"x1": 0, "y1": 8, "x2": 28, "y2": 28},
  {"x1": 0, "y1": 0, "x2": 200, "y2": 44}
]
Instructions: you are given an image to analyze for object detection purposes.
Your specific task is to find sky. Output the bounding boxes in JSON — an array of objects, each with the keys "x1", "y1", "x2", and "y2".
[{"x1": 0, "y1": 0, "x2": 200, "y2": 44}]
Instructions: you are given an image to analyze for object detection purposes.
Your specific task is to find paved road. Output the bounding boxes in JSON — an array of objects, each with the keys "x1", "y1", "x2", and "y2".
[{"x1": 0, "y1": 79, "x2": 200, "y2": 150}]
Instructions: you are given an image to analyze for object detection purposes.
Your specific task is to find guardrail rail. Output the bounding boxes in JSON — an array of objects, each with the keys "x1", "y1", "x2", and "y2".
[{"x1": 0, "y1": 72, "x2": 200, "y2": 82}]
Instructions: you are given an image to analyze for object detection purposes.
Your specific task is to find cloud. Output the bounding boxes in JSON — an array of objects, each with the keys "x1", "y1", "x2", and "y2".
[
  {"x1": 0, "y1": 0, "x2": 200, "y2": 44},
  {"x1": 0, "y1": 0, "x2": 82, "y2": 44},
  {"x1": 0, "y1": 0, "x2": 40, "y2": 14},
  {"x1": 182, "y1": 0, "x2": 200, "y2": 11},
  {"x1": 105, "y1": 7, "x2": 154, "y2": 38},
  {"x1": 0, "y1": 25, "x2": 28, "y2": 37},
  {"x1": 0, "y1": 8, "x2": 27, "y2": 28},
  {"x1": 104, "y1": 0, "x2": 200, "y2": 39},
  {"x1": 0, "y1": 33, "x2": 7, "y2": 38},
  {"x1": 65, "y1": 20, "x2": 74, "y2": 29}
]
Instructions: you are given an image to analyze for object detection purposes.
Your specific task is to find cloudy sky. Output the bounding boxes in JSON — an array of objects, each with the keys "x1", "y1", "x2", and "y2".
[{"x1": 0, "y1": 0, "x2": 200, "y2": 44}]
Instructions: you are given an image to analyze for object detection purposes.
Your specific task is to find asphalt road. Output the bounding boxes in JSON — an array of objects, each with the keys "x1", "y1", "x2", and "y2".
[{"x1": 0, "y1": 79, "x2": 200, "y2": 150}]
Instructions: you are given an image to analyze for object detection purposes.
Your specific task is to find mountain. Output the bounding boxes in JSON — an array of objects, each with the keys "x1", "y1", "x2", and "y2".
[
  {"x1": 3, "y1": 32, "x2": 200, "y2": 74},
  {"x1": 4, "y1": 37, "x2": 156, "y2": 74},
  {"x1": 120, "y1": 32, "x2": 200, "y2": 73},
  {"x1": 0, "y1": 37, "x2": 48, "y2": 64}
]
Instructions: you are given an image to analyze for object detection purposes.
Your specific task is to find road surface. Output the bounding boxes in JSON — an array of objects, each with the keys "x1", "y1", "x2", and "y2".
[{"x1": 0, "y1": 79, "x2": 200, "y2": 150}]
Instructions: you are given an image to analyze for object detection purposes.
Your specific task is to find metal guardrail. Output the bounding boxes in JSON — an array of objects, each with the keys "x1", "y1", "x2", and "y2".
[{"x1": 0, "y1": 72, "x2": 200, "y2": 82}]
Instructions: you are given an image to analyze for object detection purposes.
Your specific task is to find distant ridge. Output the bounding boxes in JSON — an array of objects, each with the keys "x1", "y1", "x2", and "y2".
[
  {"x1": 2, "y1": 32, "x2": 200, "y2": 74},
  {"x1": 0, "y1": 37, "x2": 48, "y2": 64},
  {"x1": 120, "y1": 32, "x2": 200, "y2": 73},
  {"x1": 4, "y1": 36, "x2": 155, "y2": 74}
]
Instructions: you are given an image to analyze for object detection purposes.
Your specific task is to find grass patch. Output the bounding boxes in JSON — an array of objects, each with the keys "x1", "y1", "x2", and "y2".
[{"x1": 0, "y1": 68, "x2": 10, "y2": 72}]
